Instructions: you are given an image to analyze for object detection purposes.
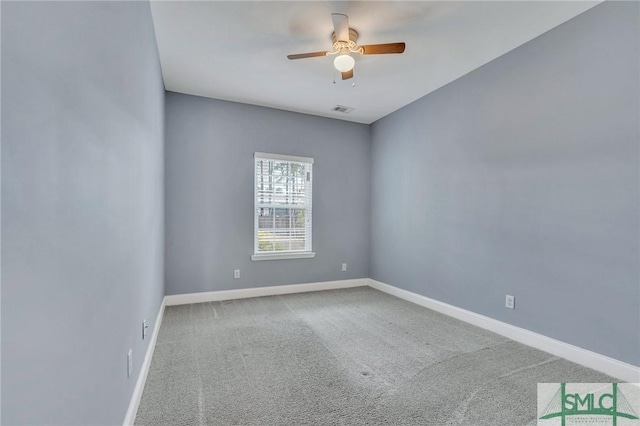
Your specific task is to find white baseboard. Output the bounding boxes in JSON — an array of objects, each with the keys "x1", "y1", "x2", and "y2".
[
  {"x1": 368, "y1": 279, "x2": 640, "y2": 383},
  {"x1": 164, "y1": 278, "x2": 369, "y2": 306},
  {"x1": 123, "y1": 298, "x2": 166, "y2": 426}
]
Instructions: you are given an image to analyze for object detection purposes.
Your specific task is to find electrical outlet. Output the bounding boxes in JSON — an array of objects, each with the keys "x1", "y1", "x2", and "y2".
[
  {"x1": 142, "y1": 320, "x2": 148, "y2": 340},
  {"x1": 341, "y1": 263, "x2": 347, "y2": 272},
  {"x1": 234, "y1": 269, "x2": 240, "y2": 279},
  {"x1": 505, "y1": 295, "x2": 515, "y2": 309},
  {"x1": 127, "y1": 349, "x2": 133, "y2": 378}
]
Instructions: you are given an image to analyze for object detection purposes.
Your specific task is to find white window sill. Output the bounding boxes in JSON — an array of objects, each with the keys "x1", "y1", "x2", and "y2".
[{"x1": 251, "y1": 252, "x2": 316, "y2": 261}]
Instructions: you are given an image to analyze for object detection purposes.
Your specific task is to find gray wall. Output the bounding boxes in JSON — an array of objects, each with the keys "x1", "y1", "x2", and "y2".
[
  {"x1": 370, "y1": 1, "x2": 639, "y2": 366},
  {"x1": 2, "y1": 2, "x2": 165, "y2": 424},
  {"x1": 165, "y1": 93, "x2": 370, "y2": 295},
  {"x1": 2, "y1": 3, "x2": 637, "y2": 425}
]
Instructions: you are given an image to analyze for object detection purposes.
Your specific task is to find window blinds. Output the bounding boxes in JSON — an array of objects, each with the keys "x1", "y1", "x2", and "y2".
[{"x1": 254, "y1": 152, "x2": 313, "y2": 255}]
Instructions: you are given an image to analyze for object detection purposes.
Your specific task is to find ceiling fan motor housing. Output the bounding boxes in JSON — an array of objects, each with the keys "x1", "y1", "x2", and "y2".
[{"x1": 331, "y1": 28, "x2": 359, "y2": 53}]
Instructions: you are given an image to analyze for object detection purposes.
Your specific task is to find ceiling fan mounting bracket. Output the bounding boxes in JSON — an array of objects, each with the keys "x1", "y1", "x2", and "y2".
[{"x1": 331, "y1": 28, "x2": 359, "y2": 54}]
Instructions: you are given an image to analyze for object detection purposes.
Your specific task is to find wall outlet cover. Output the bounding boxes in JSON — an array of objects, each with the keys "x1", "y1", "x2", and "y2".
[{"x1": 505, "y1": 295, "x2": 515, "y2": 309}]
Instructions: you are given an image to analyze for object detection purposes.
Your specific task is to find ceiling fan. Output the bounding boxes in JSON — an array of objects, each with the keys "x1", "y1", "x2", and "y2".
[{"x1": 287, "y1": 13, "x2": 406, "y2": 80}]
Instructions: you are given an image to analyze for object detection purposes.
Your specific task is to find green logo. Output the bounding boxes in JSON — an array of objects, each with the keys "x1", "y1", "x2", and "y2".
[{"x1": 539, "y1": 383, "x2": 639, "y2": 425}]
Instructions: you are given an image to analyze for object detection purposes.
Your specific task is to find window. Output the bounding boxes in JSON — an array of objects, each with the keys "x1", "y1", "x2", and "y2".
[{"x1": 252, "y1": 152, "x2": 314, "y2": 261}]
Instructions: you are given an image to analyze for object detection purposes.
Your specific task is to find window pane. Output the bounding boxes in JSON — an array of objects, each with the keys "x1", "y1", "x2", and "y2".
[
  {"x1": 257, "y1": 208, "x2": 273, "y2": 229},
  {"x1": 292, "y1": 209, "x2": 305, "y2": 228},
  {"x1": 256, "y1": 159, "x2": 307, "y2": 206},
  {"x1": 273, "y1": 208, "x2": 290, "y2": 251}
]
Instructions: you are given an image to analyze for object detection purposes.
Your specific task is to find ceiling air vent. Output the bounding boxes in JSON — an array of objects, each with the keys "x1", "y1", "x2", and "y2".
[{"x1": 331, "y1": 105, "x2": 354, "y2": 114}]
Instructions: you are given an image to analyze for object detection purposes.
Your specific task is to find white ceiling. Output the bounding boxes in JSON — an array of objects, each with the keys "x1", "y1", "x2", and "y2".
[{"x1": 150, "y1": 1, "x2": 600, "y2": 124}]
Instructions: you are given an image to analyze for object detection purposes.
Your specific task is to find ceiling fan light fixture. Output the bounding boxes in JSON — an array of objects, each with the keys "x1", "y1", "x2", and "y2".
[{"x1": 333, "y1": 54, "x2": 355, "y2": 72}]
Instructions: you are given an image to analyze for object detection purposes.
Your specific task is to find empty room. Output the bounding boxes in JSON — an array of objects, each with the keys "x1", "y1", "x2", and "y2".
[{"x1": 2, "y1": 0, "x2": 639, "y2": 425}]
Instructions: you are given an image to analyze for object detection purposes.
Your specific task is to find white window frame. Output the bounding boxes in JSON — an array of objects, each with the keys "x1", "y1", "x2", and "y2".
[{"x1": 252, "y1": 152, "x2": 315, "y2": 261}]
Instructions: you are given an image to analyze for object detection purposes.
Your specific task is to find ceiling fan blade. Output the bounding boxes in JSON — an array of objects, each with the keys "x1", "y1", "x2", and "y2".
[
  {"x1": 331, "y1": 13, "x2": 350, "y2": 42},
  {"x1": 342, "y1": 69, "x2": 354, "y2": 80},
  {"x1": 287, "y1": 51, "x2": 329, "y2": 60},
  {"x1": 360, "y1": 42, "x2": 406, "y2": 55}
]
